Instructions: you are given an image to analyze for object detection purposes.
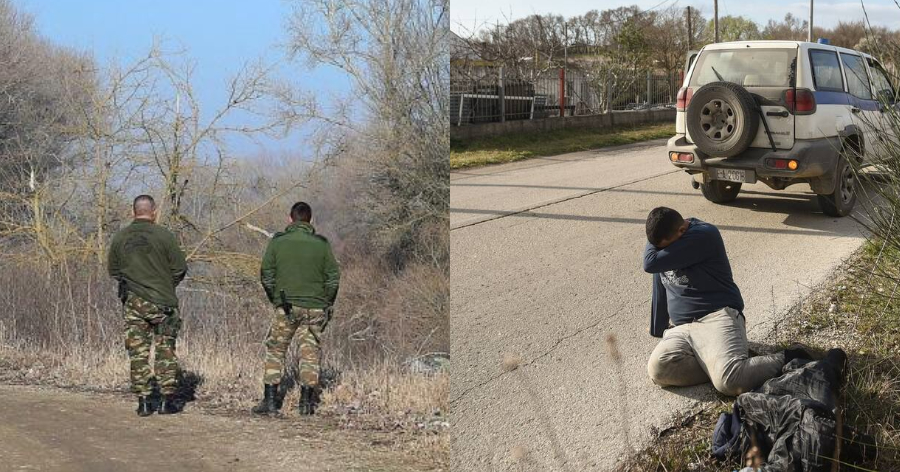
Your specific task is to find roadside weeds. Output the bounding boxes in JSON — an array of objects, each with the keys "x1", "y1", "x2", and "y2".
[{"x1": 450, "y1": 123, "x2": 674, "y2": 169}]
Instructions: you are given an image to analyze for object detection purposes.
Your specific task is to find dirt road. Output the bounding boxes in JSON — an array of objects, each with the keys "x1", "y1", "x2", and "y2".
[
  {"x1": 0, "y1": 384, "x2": 430, "y2": 472},
  {"x1": 450, "y1": 140, "x2": 866, "y2": 470}
]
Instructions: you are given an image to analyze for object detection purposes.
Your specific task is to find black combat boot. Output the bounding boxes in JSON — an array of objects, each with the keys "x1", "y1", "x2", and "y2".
[
  {"x1": 252, "y1": 384, "x2": 279, "y2": 415},
  {"x1": 158, "y1": 394, "x2": 182, "y2": 415},
  {"x1": 136, "y1": 396, "x2": 154, "y2": 417},
  {"x1": 298, "y1": 385, "x2": 320, "y2": 415}
]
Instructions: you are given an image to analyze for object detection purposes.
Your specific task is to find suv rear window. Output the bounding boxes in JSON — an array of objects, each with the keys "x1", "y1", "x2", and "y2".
[
  {"x1": 689, "y1": 49, "x2": 795, "y2": 88},
  {"x1": 809, "y1": 49, "x2": 843, "y2": 91}
]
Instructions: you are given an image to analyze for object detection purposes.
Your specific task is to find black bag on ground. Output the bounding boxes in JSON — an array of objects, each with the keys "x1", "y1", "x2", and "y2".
[{"x1": 711, "y1": 349, "x2": 876, "y2": 471}]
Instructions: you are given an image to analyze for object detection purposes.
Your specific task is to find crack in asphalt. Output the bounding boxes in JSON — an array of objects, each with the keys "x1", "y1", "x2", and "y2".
[
  {"x1": 450, "y1": 170, "x2": 680, "y2": 231},
  {"x1": 449, "y1": 167, "x2": 675, "y2": 405},
  {"x1": 449, "y1": 298, "x2": 651, "y2": 406},
  {"x1": 450, "y1": 272, "x2": 834, "y2": 407}
]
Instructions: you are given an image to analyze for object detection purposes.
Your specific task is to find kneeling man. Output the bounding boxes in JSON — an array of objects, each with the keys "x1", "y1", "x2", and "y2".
[{"x1": 643, "y1": 207, "x2": 804, "y2": 396}]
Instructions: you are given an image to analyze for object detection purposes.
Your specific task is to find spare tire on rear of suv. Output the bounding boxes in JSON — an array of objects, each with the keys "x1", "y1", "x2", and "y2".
[{"x1": 686, "y1": 81, "x2": 759, "y2": 158}]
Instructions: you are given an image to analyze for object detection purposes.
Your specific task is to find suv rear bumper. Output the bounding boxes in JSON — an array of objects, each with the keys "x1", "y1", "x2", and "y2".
[{"x1": 666, "y1": 134, "x2": 842, "y2": 193}]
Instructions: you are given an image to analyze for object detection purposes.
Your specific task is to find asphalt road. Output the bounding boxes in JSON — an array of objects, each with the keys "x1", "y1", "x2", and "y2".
[
  {"x1": 0, "y1": 384, "x2": 429, "y2": 472},
  {"x1": 450, "y1": 139, "x2": 866, "y2": 471}
]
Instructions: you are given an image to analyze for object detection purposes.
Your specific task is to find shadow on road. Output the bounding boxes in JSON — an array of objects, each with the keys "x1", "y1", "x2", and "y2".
[
  {"x1": 660, "y1": 383, "x2": 717, "y2": 402},
  {"x1": 452, "y1": 183, "x2": 819, "y2": 204},
  {"x1": 739, "y1": 189, "x2": 815, "y2": 201},
  {"x1": 451, "y1": 208, "x2": 858, "y2": 238},
  {"x1": 728, "y1": 194, "x2": 819, "y2": 214},
  {"x1": 513, "y1": 366, "x2": 581, "y2": 472},
  {"x1": 176, "y1": 370, "x2": 203, "y2": 403},
  {"x1": 452, "y1": 182, "x2": 693, "y2": 197},
  {"x1": 146, "y1": 370, "x2": 204, "y2": 411}
]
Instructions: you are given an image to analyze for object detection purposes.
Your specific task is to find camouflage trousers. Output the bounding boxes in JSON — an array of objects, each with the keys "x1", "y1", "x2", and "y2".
[
  {"x1": 123, "y1": 293, "x2": 181, "y2": 396},
  {"x1": 262, "y1": 306, "x2": 324, "y2": 387}
]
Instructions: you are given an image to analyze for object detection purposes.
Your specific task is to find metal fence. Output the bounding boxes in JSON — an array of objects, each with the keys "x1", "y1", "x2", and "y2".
[{"x1": 450, "y1": 69, "x2": 681, "y2": 126}]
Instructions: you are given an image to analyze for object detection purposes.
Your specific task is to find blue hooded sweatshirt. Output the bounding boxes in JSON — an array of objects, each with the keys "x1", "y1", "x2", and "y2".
[{"x1": 643, "y1": 218, "x2": 744, "y2": 337}]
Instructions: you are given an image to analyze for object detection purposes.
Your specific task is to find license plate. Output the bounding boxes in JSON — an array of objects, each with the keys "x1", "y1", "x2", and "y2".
[{"x1": 713, "y1": 168, "x2": 753, "y2": 183}]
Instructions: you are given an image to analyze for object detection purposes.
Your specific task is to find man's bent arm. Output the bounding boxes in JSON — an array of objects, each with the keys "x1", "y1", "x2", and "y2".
[
  {"x1": 168, "y1": 233, "x2": 188, "y2": 286},
  {"x1": 260, "y1": 241, "x2": 277, "y2": 303},
  {"x1": 650, "y1": 273, "x2": 669, "y2": 338},
  {"x1": 642, "y1": 230, "x2": 712, "y2": 273},
  {"x1": 107, "y1": 237, "x2": 122, "y2": 279},
  {"x1": 323, "y1": 244, "x2": 340, "y2": 305}
]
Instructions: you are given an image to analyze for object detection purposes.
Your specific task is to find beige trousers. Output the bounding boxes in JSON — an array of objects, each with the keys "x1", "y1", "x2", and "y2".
[{"x1": 647, "y1": 307, "x2": 784, "y2": 396}]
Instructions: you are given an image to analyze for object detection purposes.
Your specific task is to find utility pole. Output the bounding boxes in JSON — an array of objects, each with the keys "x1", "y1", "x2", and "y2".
[
  {"x1": 564, "y1": 21, "x2": 568, "y2": 76},
  {"x1": 808, "y1": 0, "x2": 814, "y2": 42},
  {"x1": 564, "y1": 21, "x2": 568, "y2": 116},
  {"x1": 686, "y1": 6, "x2": 693, "y2": 50},
  {"x1": 714, "y1": 0, "x2": 719, "y2": 43},
  {"x1": 495, "y1": 21, "x2": 500, "y2": 57},
  {"x1": 499, "y1": 65, "x2": 505, "y2": 122}
]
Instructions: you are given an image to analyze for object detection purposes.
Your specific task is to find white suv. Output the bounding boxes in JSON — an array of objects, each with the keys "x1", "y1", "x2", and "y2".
[{"x1": 667, "y1": 40, "x2": 895, "y2": 216}]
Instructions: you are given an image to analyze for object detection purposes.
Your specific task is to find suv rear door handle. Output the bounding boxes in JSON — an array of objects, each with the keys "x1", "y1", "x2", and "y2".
[{"x1": 851, "y1": 106, "x2": 861, "y2": 114}]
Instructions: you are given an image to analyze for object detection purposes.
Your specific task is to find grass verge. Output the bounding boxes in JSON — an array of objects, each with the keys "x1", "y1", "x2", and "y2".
[
  {"x1": 619, "y1": 240, "x2": 900, "y2": 471},
  {"x1": 450, "y1": 122, "x2": 674, "y2": 169}
]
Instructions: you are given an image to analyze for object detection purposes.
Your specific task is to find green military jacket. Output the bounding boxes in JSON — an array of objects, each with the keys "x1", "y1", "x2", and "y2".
[
  {"x1": 107, "y1": 219, "x2": 187, "y2": 308},
  {"x1": 260, "y1": 221, "x2": 340, "y2": 309}
]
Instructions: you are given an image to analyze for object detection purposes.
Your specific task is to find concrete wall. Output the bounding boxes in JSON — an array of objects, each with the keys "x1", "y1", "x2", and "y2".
[{"x1": 450, "y1": 109, "x2": 675, "y2": 141}]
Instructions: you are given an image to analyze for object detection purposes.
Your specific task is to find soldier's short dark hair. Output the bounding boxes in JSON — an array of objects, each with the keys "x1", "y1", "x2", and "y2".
[
  {"x1": 646, "y1": 207, "x2": 684, "y2": 246},
  {"x1": 290, "y1": 201, "x2": 312, "y2": 222},
  {"x1": 133, "y1": 195, "x2": 156, "y2": 216}
]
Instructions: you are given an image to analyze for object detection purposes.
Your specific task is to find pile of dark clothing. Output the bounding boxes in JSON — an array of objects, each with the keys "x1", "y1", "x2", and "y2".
[{"x1": 711, "y1": 348, "x2": 877, "y2": 471}]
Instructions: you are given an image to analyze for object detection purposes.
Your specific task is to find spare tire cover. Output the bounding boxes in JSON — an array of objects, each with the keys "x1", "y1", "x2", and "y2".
[{"x1": 686, "y1": 81, "x2": 759, "y2": 158}]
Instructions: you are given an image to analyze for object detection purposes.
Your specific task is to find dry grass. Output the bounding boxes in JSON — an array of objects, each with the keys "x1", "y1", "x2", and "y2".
[
  {"x1": 0, "y1": 311, "x2": 450, "y2": 417},
  {"x1": 618, "y1": 408, "x2": 726, "y2": 472},
  {"x1": 620, "y1": 240, "x2": 900, "y2": 471},
  {"x1": 0, "y1": 259, "x2": 448, "y2": 466},
  {"x1": 449, "y1": 122, "x2": 674, "y2": 169}
]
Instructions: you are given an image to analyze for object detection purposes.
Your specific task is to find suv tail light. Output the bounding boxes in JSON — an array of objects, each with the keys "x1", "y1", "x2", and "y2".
[
  {"x1": 784, "y1": 88, "x2": 816, "y2": 114},
  {"x1": 669, "y1": 152, "x2": 694, "y2": 163},
  {"x1": 676, "y1": 87, "x2": 694, "y2": 111},
  {"x1": 766, "y1": 158, "x2": 799, "y2": 170}
]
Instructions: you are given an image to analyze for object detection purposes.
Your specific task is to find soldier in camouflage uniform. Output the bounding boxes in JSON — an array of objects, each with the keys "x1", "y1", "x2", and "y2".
[
  {"x1": 107, "y1": 195, "x2": 188, "y2": 416},
  {"x1": 253, "y1": 202, "x2": 340, "y2": 416}
]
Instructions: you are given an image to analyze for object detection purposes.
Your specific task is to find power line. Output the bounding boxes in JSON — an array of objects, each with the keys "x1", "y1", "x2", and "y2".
[{"x1": 644, "y1": 0, "x2": 677, "y2": 13}]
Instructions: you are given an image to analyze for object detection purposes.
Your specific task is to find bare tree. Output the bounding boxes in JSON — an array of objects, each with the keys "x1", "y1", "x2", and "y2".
[
  {"x1": 287, "y1": 0, "x2": 449, "y2": 270},
  {"x1": 762, "y1": 13, "x2": 808, "y2": 41}
]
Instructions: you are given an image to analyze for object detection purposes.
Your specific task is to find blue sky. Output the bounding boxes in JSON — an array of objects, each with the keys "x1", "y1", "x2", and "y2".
[
  {"x1": 452, "y1": 0, "x2": 900, "y2": 35},
  {"x1": 15, "y1": 0, "x2": 352, "y2": 157}
]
